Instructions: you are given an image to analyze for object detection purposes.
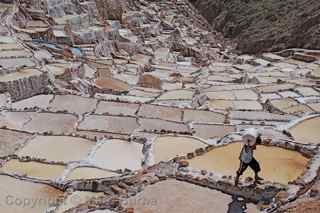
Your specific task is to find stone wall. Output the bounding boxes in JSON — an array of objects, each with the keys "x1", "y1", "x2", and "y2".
[{"x1": 0, "y1": 72, "x2": 49, "y2": 101}]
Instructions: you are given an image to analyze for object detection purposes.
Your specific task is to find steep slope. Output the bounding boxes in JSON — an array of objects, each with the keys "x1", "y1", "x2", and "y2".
[{"x1": 190, "y1": 0, "x2": 320, "y2": 53}]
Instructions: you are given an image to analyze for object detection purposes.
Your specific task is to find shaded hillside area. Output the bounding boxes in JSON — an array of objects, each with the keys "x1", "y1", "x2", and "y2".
[{"x1": 190, "y1": 0, "x2": 320, "y2": 53}]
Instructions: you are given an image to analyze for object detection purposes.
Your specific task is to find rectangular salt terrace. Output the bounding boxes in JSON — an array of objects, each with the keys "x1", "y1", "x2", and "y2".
[
  {"x1": 282, "y1": 104, "x2": 313, "y2": 114},
  {"x1": 279, "y1": 91, "x2": 300, "y2": 98},
  {"x1": 2, "y1": 160, "x2": 65, "y2": 180},
  {"x1": 139, "y1": 118, "x2": 190, "y2": 133},
  {"x1": 271, "y1": 98, "x2": 313, "y2": 114},
  {"x1": 22, "y1": 112, "x2": 77, "y2": 134},
  {"x1": 206, "y1": 89, "x2": 258, "y2": 100},
  {"x1": 192, "y1": 124, "x2": 236, "y2": 140},
  {"x1": 0, "y1": 43, "x2": 23, "y2": 51},
  {"x1": 138, "y1": 104, "x2": 183, "y2": 122},
  {"x1": 79, "y1": 115, "x2": 139, "y2": 135},
  {"x1": 65, "y1": 167, "x2": 120, "y2": 181},
  {"x1": 157, "y1": 89, "x2": 194, "y2": 100},
  {"x1": 234, "y1": 89, "x2": 258, "y2": 100},
  {"x1": 122, "y1": 180, "x2": 247, "y2": 213},
  {"x1": 17, "y1": 136, "x2": 94, "y2": 163},
  {"x1": 183, "y1": 109, "x2": 225, "y2": 123},
  {"x1": 203, "y1": 84, "x2": 249, "y2": 92},
  {"x1": 0, "y1": 129, "x2": 32, "y2": 157},
  {"x1": 206, "y1": 91, "x2": 234, "y2": 100},
  {"x1": 128, "y1": 89, "x2": 161, "y2": 98},
  {"x1": 50, "y1": 95, "x2": 97, "y2": 115},
  {"x1": 12, "y1": 95, "x2": 53, "y2": 110},
  {"x1": 256, "y1": 83, "x2": 295, "y2": 93},
  {"x1": 0, "y1": 69, "x2": 40, "y2": 82},
  {"x1": 0, "y1": 111, "x2": 34, "y2": 130},
  {"x1": 233, "y1": 100, "x2": 263, "y2": 110},
  {"x1": 92, "y1": 139, "x2": 143, "y2": 171},
  {"x1": 95, "y1": 93, "x2": 154, "y2": 103},
  {"x1": 0, "y1": 58, "x2": 35, "y2": 70},
  {"x1": 153, "y1": 136, "x2": 207, "y2": 163},
  {"x1": 230, "y1": 111, "x2": 296, "y2": 122},
  {"x1": 209, "y1": 100, "x2": 262, "y2": 110},
  {"x1": 95, "y1": 101, "x2": 140, "y2": 116},
  {"x1": 0, "y1": 50, "x2": 32, "y2": 58}
]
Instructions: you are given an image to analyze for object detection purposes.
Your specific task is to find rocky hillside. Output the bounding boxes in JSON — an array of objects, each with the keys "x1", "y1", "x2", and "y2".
[{"x1": 190, "y1": 0, "x2": 320, "y2": 54}]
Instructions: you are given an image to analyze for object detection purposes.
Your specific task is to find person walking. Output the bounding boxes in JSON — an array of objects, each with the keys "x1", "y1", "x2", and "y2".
[{"x1": 235, "y1": 129, "x2": 265, "y2": 186}]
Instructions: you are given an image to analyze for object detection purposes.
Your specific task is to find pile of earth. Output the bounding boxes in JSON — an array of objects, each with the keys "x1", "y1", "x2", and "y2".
[{"x1": 190, "y1": 0, "x2": 320, "y2": 54}]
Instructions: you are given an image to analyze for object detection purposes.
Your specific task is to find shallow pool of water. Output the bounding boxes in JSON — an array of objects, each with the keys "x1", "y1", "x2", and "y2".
[
  {"x1": 289, "y1": 116, "x2": 320, "y2": 144},
  {"x1": 188, "y1": 143, "x2": 308, "y2": 184}
]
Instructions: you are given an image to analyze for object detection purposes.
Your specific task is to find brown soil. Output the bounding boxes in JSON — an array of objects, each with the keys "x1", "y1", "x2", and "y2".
[{"x1": 190, "y1": 0, "x2": 320, "y2": 53}]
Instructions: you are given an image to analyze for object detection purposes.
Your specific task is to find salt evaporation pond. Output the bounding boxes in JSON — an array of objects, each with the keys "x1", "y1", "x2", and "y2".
[
  {"x1": 123, "y1": 179, "x2": 259, "y2": 213},
  {"x1": 188, "y1": 143, "x2": 308, "y2": 184},
  {"x1": 2, "y1": 160, "x2": 65, "y2": 180},
  {"x1": 0, "y1": 175, "x2": 63, "y2": 213},
  {"x1": 288, "y1": 116, "x2": 320, "y2": 144},
  {"x1": 153, "y1": 136, "x2": 207, "y2": 163}
]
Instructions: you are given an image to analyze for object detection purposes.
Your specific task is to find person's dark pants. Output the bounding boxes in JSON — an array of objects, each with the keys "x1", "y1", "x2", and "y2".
[{"x1": 237, "y1": 157, "x2": 261, "y2": 176}]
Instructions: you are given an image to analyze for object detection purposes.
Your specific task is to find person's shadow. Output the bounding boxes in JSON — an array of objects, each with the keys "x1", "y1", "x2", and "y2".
[{"x1": 227, "y1": 195, "x2": 247, "y2": 213}]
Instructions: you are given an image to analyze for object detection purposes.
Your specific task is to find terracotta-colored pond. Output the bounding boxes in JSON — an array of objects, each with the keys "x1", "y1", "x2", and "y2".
[{"x1": 188, "y1": 143, "x2": 308, "y2": 184}]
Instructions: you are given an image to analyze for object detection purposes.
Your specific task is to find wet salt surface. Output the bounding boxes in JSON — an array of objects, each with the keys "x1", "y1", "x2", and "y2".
[
  {"x1": 0, "y1": 175, "x2": 63, "y2": 213},
  {"x1": 289, "y1": 116, "x2": 320, "y2": 144},
  {"x1": 152, "y1": 136, "x2": 207, "y2": 163},
  {"x1": 123, "y1": 179, "x2": 259, "y2": 213},
  {"x1": 188, "y1": 143, "x2": 308, "y2": 184},
  {"x1": 92, "y1": 139, "x2": 143, "y2": 171}
]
